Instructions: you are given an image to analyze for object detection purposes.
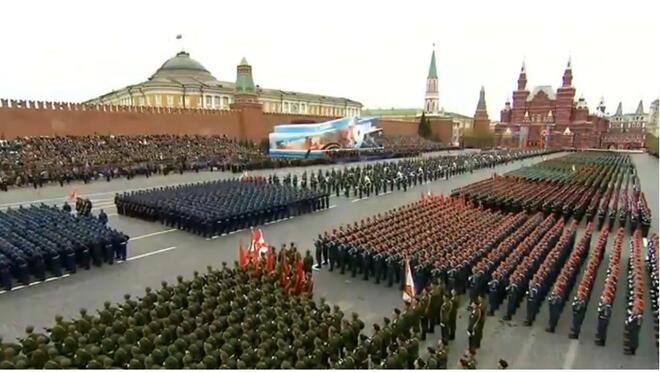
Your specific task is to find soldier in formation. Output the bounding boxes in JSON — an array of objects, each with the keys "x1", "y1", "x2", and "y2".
[
  {"x1": 116, "y1": 178, "x2": 329, "y2": 237},
  {"x1": 0, "y1": 204, "x2": 129, "y2": 291}
]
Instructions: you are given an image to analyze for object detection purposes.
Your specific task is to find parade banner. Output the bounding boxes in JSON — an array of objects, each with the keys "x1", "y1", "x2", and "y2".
[
  {"x1": 268, "y1": 116, "x2": 382, "y2": 158},
  {"x1": 402, "y1": 259, "x2": 416, "y2": 303}
]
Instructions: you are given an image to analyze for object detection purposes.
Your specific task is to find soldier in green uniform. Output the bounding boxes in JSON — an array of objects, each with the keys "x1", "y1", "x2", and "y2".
[
  {"x1": 426, "y1": 347, "x2": 439, "y2": 369},
  {"x1": 449, "y1": 289, "x2": 459, "y2": 340},
  {"x1": 303, "y1": 250, "x2": 314, "y2": 275},
  {"x1": 428, "y1": 280, "x2": 444, "y2": 334},
  {"x1": 467, "y1": 301, "x2": 481, "y2": 352},
  {"x1": 405, "y1": 334, "x2": 419, "y2": 369},
  {"x1": 435, "y1": 341, "x2": 448, "y2": 369},
  {"x1": 439, "y1": 293, "x2": 452, "y2": 344},
  {"x1": 476, "y1": 295, "x2": 487, "y2": 349},
  {"x1": 417, "y1": 294, "x2": 430, "y2": 341}
]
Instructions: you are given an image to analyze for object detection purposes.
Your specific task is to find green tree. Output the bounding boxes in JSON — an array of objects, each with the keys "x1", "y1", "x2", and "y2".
[{"x1": 418, "y1": 113, "x2": 431, "y2": 139}]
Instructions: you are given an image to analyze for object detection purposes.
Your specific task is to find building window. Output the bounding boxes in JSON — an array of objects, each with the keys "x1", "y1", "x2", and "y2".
[
  {"x1": 205, "y1": 96, "x2": 212, "y2": 108},
  {"x1": 184, "y1": 97, "x2": 190, "y2": 107},
  {"x1": 284, "y1": 102, "x2": 289, "y2": 113},
  {"x1": 214, "y1": 96, "x2": 220, "y2": 108},
  {"x1": 155, "y1": 95, "x2": 162, "y2": 107},
  {"x1": 223, "y1": 96, "x2": 229, "y2": 108},
  {"x1": 137, "y1": 97, "x2": 145, "y2": 106},
  {"x1": 167, "y1": 96, "x2": 174, "y2": 106}
]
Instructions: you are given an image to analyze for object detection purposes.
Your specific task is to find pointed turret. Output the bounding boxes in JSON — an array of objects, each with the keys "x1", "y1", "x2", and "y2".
[
  {"x1": 576, "y1": 94, "x2": 588, "y2": 109},
  {"x1": 517, "y1": 60, "x2": 527, "y2": 90},
  {"x1": 232, "y1": 57, "x2": 259, "y2": 106},
  {"x1": 635, "y1": 100, "x2": 644, "y2": 115},
  {"x1": 235, "y1": 57, "x2": 255, "y2": 93},
  {"x1": 615, "y1": 102, "x2": 623, "y2": 116},
  {"x1": 473, "y1": 86, "x2": 490, "y2": 133},
  {"x1": 596, "y1": 96, "x2": 606, "y2": 116},
  {"x1": 562, "y1": 57, "x2": 573, "y2": 87},
  {"x1": 477, "y1": 86, "x2": 487, "y2": 111},
  {"x1": 424, "y1": 47, "x2": 440, "y2": 114},
  {"x1": 427, "y1": 50, "x2": 438, "y2": 79}
]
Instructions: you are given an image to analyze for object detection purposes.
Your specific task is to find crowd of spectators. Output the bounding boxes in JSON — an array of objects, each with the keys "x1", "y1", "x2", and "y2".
[{"x1": 0, "y1": 134, "x2": 454, "y2": 190}]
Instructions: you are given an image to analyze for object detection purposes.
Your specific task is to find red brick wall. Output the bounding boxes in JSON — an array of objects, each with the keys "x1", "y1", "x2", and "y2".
[
  {"x1": 378, "y1": 119, "x2": 418, "y2": 137},
  {"x1": 0, "y1": 99, "x2": 243, "y2": 138},
  {"x1": 429, "y1": 118, "x2": 455, "y2": 144},
  {"x1": 0, "y1": 98, "x2": 419, "y2": 141}
]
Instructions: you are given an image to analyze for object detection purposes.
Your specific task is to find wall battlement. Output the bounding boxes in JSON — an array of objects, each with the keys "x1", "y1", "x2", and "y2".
[
  {"x1": 0, "y1": 98, "x2": 238, "y2": 116},
  {"x1": 0, "y1": 97, "x2": 419, "y2": 141}
]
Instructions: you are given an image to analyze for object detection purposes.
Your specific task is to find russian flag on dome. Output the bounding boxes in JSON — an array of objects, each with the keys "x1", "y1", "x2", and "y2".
[{"x1": 250, "y1": 227, "x2": 270, "y2": 258}]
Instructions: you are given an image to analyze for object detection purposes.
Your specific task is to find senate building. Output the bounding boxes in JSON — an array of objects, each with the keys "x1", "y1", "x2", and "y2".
[{"x1": 85, "y1": 50, "x2": 362, "y2": 117}]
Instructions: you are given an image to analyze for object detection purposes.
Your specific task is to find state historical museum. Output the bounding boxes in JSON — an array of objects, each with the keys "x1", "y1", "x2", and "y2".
[{"x1": 495, "y1": 60, "x2": 609, "y2": 149}]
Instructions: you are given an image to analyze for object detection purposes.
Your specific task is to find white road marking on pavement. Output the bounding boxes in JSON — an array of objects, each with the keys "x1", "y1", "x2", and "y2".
[
  {"x1": 92, "y1": 202, "x2": 116, "y2": 208},
  {"x1": 0, "y1": 274, "x2": 71, "y2": 295},
  {"x1": 377, "y1": 191, "x2": 392, "y2": 197},
  {"x1": 351, "y1": 198, "x2": 368, "y2": 203},
  {"x1": 125, "y1": 246, "x2": 177, "y2": 261},
  {"x1": 129, "y1": 229, "x2": 178, "y2": 241},
  {"x1": 107, "y1": 213, "x2": 118, "y2": 217},
  {"x1": 562, "y1": 339, "x2": 579, "y2": 369}
]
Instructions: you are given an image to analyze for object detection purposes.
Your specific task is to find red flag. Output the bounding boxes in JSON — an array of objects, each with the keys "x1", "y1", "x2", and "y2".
[
  {"x1": 68, "y1": 190, "x2": 80, "y2": 202},
  {"x1": 295, "y1": 258, "x2": 305, "y2": 294},
  {"x1": 252, "y1": 249, "x2": 261, "y2": 271},
  {"x1": 239, "y1": 242, "x2": 248, "y2": 267},
  {"x1": 250, "y1": 228, "x2": 269, "y2": 259},
  {"x1": 281, "y1": 255, "x2": 290, "y2": 288},
  {"x1": 266, "y1": 248, "x2": 274, "y2": 273}
]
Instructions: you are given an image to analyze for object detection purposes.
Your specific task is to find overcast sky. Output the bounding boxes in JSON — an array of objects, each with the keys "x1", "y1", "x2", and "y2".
[{"x1": 1, "y1": 0, "x2": 658, "y2": 119}]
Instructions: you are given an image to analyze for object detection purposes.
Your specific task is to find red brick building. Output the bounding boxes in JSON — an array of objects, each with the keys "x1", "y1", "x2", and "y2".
[{"x1": 495, "y1": 60, "x2": 609, "y2": 149}]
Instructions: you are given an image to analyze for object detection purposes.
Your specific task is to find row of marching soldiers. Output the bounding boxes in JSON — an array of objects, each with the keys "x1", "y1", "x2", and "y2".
[{"x1": 646, "y1": 234, "x2": 659, "y2": 348}]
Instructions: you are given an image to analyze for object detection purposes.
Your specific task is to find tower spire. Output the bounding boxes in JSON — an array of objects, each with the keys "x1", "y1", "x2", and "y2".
[
  {"x1": 517, "y1": 59, "x2": 527, "y2": 90},
  {"x1": 427, "y1": 49, "x2": 438, "y2": 79},
  {"x1": 473, "y1": 86, "x2": 490, "y2": 133},
  {"x1": 477, "y1": 85, "x2": 487, "y2": 111},
  {"x1": 424, "y1": 46, "x2": 439, "y2": 114},
  {"x1": 635, "y1": 100, "x2": 644, "y2": 114},
  {"x1": 562, "y1": 57, "x2": 573, "y2": 87}
]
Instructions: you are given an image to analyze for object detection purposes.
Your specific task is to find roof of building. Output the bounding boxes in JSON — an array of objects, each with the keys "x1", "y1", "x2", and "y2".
[
  {"x1": 362, "y1": 107, "x2": 472, "y2": 120},
  {"x1": 615, "y1": 102, "x2": 623, "y2": 116},
  {"x1": 527, "y1": 85, "x2": 556, "y2": 101},
  {"x1": 87, "y1": 51, "x2": 362, "y2": 106},
  {"x1": 635, "y1": 100, "x2": 644, "y2": 114},
  {"x1": 149, "y1": 51, "x2": 217, "y2": 83},
  {"x1": 363, "y1": 108, "x2": 421, "y2": 116}
]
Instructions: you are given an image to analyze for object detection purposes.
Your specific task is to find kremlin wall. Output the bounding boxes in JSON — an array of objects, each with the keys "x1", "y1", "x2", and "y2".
[{"x1": 0, "y1": 98, "x2": 420, "y2": 141}]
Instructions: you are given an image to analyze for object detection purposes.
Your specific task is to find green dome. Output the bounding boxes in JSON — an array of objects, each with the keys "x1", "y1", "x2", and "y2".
[
  {"x1": 158, "y1": 51, "x2": 208, "y2": 72},
  {"x1": 150, "y1": 51, "x2": 217, "y2": 82}
]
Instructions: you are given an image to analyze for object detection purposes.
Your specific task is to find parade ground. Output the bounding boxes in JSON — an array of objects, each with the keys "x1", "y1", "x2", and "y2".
[{"x1": 0, "y1": 151, "x2": 657, "y2": 369}]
